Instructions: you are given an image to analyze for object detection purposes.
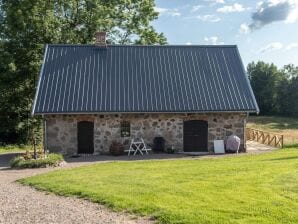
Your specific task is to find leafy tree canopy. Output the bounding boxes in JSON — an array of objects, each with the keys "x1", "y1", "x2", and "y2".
[
  {"x1": 247, "y1": 61, "x2": 298, "y2": 117},
  {"x1": 0, "y1": 0, "x2": 166, "y2": 144}
]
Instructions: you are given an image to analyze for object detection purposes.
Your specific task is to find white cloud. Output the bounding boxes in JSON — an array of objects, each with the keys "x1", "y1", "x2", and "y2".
[
  {"x1": 239, "y1": 23, "x2": 250, "y2": 33},
  {"x1": 191, "y1": 5, "x2": 203, "y2": 12},
  {"x1": 154, "y1": 7, "x2": 168, "y2": 14},
  {"x1": 267, "y1": 0, "x2": 295, "y2": 7},
  {"x1": 286, "y1": 1, "x2": 298, "y2": 23},
  {"x1": 171, "y1": 12, "x2": 181, "y2": 17},
  {"x1": 196, "y1": 14, "x2": 221, "y2": 22},
  {"x1": 240, "y1": 0, "x2": 298, "y2": 32},
  {"x1": 205, "y1": 0, "x2": 225, "y2": 4},
  {"x1": 285, "y1": 43, "x2": 298, "y2": 50},
  {"x1": 154, "y1": 7, "x2": 181, "y2": 17},
  {"x1": 256, "y1": 41, "x2": 298, "y2": 53},
  {"x1": 186, "y1": 42, "x2": 192, "y2": 45},
  {"x1": 258, "y1": 42, "x2": 283, "y2": 53},
  {"x1": 204, "y1": 36, "x2": 224, "y2": 45},
  {"x1": 217, "y1": 3, "x2": 249, "y2": 13}
]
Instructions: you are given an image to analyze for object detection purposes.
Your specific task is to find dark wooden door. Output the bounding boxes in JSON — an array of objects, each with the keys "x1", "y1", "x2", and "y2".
[
  {"x1": 183, "y1": 120, "x2": 208, "y2": 152},
  {"x1": 78, "y1": 121, "x2": 94, "y2": 154}
]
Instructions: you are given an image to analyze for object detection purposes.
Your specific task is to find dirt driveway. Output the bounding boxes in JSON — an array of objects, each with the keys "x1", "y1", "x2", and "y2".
[{"x1": 0, "y1": 153, "x2": 153, "y2": 224}]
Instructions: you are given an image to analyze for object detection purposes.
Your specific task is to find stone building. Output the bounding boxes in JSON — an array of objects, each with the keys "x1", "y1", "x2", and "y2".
[{"x1": 32, "y1": 32, "x2": 259, "y2": 155}]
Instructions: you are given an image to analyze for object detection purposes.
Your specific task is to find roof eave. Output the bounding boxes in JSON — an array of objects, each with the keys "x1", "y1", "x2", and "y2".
[
  {"x1": 31, "y1": 44, "x2": 49, "y2": 116},
  {"x1": 235, "y1": 46, "x2": 260, "y2": 114},
  {"x1": 33, "y1": 110, "x2": 258, "y2": 116}
]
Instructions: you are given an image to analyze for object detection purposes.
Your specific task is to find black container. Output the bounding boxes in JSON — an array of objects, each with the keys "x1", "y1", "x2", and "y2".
[{"x1": 153, "y1": 137, "x2": 165, "y2": 152}]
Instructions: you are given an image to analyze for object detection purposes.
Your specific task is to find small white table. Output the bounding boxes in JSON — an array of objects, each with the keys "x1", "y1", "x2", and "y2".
[
  {"x1": 214, "y1": 140, "x2": 225, "y2": 154},
  {"x1": 126, "y1": 138, "x2": 151, "y2": 156}
]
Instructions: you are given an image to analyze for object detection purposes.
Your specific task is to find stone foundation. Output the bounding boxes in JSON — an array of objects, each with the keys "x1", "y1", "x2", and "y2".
[{"x1": 45, "y1": 113, "x2": 247, "y2": 155}]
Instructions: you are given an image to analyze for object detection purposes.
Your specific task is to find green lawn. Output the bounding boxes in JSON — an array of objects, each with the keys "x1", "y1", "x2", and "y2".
[
  {"x1": 21, "y1": 148, "x2": 298, "y2": 224},
  {"x1": 247, "y1": 116, "x2": 298, "y2": 145},
  {"x1": 0, "y1": 145, "x2": 31, "y2": 154}
]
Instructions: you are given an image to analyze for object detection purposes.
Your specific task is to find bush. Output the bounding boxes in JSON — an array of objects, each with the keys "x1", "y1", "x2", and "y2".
[
  {"x1": 165, "y1": 147, "x2": 175, "y2": 154},
  {"x1": 10, "y1": 152, "x2": 64, "y2": 169}
]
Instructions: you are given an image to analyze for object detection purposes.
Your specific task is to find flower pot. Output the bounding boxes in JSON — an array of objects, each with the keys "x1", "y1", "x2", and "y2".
[{"x1": 109, "y1": 142, "x2": 124, "y2": 156}]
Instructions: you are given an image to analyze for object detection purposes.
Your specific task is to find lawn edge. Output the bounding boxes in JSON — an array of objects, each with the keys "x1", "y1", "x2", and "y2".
[{"x1": 18, "y1": 178, "x2": 157, "y2": 223}]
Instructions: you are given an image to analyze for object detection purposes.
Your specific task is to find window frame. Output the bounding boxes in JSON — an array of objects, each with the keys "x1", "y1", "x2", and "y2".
[{"x1": 120, "y1": 121, "x2": 131, "y2": 137}]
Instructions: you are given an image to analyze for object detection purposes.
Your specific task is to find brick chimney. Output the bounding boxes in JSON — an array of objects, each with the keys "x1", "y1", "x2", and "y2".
[{"x1": 95, "y1": 31, "x2": 107, "y2": 47}]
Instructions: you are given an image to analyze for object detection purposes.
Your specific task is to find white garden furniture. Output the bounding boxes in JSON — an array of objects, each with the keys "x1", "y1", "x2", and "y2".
[{"x1": 125, "y1": 138, "x2": 151, "y2": 156}]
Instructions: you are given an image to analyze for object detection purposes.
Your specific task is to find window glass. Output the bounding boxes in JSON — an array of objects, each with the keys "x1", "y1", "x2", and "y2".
[{"x1": 121, "y1": 121, "x2": 130, "y2": 137}]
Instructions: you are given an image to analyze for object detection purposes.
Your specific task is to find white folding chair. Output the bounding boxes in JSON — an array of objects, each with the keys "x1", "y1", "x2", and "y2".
[
  {"x1": 125, "y1": 138, "x2": 151, "y2": 156},
  {"x1": 125, "y1": 138, "x2": 136, "y2": 156},
  {"x1": 140, "y1": 138, "x2": 151, "y2": 155}
]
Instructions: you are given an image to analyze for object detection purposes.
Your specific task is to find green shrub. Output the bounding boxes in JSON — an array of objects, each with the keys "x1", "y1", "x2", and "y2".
[
  {"x1": 10, "y1": 153, "x2": 64, "y2": 169},
  {"x1": 165, "y1": 147, "x2": 175, "y2": 154}
]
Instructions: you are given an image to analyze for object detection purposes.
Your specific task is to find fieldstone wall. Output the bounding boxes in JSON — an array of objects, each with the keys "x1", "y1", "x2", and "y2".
[{"x1": 45, "y1": 113, "x2": 247, "y2": 155}]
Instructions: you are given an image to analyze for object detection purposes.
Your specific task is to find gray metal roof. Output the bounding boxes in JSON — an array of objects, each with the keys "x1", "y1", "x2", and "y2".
[{"x1": 32, "y1": 44, "x2": 259, "y2": 114}]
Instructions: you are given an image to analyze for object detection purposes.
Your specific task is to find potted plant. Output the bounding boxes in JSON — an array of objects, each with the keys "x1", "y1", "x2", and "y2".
[
  {"x1": 109, "y1": 141, "x2": 124, "y2": 156},
  {"x1": 165, "y1": 146, "x2": 175, "y2": 154}
]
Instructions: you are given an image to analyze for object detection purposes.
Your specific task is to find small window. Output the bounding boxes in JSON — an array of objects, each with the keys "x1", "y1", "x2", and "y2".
[{"x1": 121, "y1": 121, "x2": 130, "y2": 137}]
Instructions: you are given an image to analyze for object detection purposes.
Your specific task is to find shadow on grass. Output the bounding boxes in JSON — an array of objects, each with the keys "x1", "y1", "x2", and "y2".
[
  {"x1": 64, "y1": 153, "x2": 188, "y2": 164},
  {"x1": 284, "y1": 144, "x2": 298, "y2": 148},
  {"x1": 265, "y1": 156, "x2": 298, "y2": 161}
]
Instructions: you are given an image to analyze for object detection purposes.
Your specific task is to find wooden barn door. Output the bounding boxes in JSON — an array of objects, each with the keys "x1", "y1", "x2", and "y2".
[
  {"x1": 78, "y1": 121, "x2": 94, "y2": 154},
  {"x1": 183, "y1": 120, "x2": 208, "y2": 152}
]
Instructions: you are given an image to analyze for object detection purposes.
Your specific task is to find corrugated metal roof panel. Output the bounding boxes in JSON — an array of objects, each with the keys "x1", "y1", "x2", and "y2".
[{"x1": 32, "y1": 45, "x2": 259, "y2": 114}]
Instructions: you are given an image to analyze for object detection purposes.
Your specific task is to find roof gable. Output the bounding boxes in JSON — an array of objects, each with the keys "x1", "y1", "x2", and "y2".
[{"x1": 32, "y1": 44, "x2": 259, "y2": 114}]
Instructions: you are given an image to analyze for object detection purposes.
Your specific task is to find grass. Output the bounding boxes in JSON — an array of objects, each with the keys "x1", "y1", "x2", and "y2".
[
  {"x1": 21, "y1": 147, "x2": 298, "y2": 224},
  {"x1": 0, "y1": 144, "x2": 31, "y2": 154},
  {"x1": 247, "y1": 116, "x2": 298, "y2": 145},
  {"x1": 10, "y1": 153, "x2": 64, "y2": 169}
]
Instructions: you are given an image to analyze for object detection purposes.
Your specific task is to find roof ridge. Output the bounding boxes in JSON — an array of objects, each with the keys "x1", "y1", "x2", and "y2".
[{"x1": 47, "y1": 44, "x2": 237, "y2": 48}]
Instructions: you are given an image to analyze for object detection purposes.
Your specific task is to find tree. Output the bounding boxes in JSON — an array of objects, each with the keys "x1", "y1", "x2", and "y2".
[
  {"x1": 282, "y1": 64, "x2": 298, "y2": 79},
  {"x1": 277, "y1": 65, "x2": 298, "y2": 116},
  {"x1": 247, "y1": 62, "x2": 298, "y2": 117},
  {"x1": 287, "y1": 76, "x2": 298, "y2": 116},
  {"x1": 0, "y1": 0, "x2": 166, "y2": 144},
  {"x1": 247, "y1": 61, "x2": 283, "y2": 115}
]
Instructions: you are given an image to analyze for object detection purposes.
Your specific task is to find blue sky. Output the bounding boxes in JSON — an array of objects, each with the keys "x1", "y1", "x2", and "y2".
[{"x1": 152, "y1": 0, "x2": 298, "y2": 67}]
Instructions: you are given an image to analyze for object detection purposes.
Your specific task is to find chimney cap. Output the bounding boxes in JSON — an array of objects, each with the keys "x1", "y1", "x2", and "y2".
[{"x1": 95, "y1": 31, "x2": 106, "y2": 35}]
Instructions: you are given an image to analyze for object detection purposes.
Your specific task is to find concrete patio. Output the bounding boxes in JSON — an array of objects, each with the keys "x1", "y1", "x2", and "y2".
[{"x1": 246, "y1": 140, "x2": 277, "y2": 152}]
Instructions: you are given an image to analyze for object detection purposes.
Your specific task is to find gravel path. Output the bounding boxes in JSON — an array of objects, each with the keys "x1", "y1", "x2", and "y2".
[{"x1": 0, "y1": 153, "x2": 153, "y2": 224}]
